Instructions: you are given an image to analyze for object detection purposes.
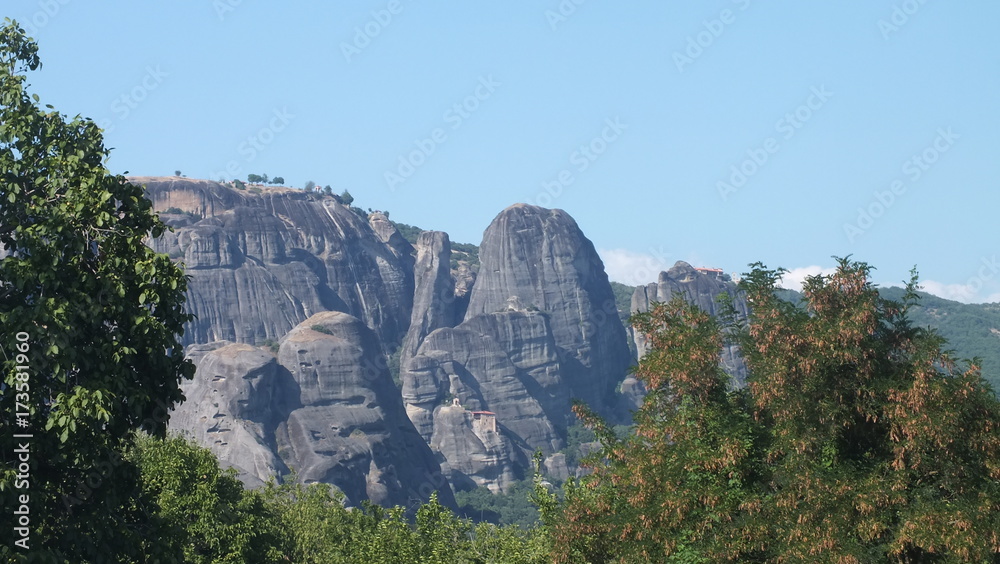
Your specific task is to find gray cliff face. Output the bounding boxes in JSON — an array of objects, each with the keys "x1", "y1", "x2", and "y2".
[
  {"x1": 400, "y1": 204, "x2": 629, "y2": 491},
  {"x1": 402, "y1": 311, "x2": 562, "y2": 491},
  {"x1": 138, "y1": 177, "x2": 413, "y2": 350},
  {"x1": 631, "y1": 261, "x2": 750, "y2": 386},
  {"x1": 171, "y1": 342, "x2": 289, "y2": 488},
  {"x1": 171, "y1": 312, "x2": 453, "y2": 509},
  {"x1": 400, "y1": 231, "x2": 456, "y2": 368},
  {"x1": 275, "y1": 312, "x2": 451, "y2": 507},
  {"x1": 430, "y1": 404, "x2": 521, "y2": 493},
  {"x1": 465, "y1": 204, "x2": 631, "y2": 415}
]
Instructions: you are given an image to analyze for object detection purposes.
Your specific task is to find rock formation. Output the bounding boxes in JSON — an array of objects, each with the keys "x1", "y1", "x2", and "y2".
[
  {"x1": 138, "y1": 177, "x2": 414, "y2": 350},
  {"x1": 399, "y1": 204, "x2": 631, "y2": 491},
  {"x1": 171, "y1": 342, "x2": 289, "y2": 488},
  {"x1": 172, "y1": 312, "x2": 454, "y2": 509},
  {"x1": 400, "y1": 231, "x2": 456, "y2": 368},
  {"x1": 149, "y1": 177, "x2": 639, "y2": 498},
  {"x1": 631, "y1": 261, "x2": 749, "y2": 387},
  {"x1": 465, "y1": 204, "x2": 630, "y2": 415}
]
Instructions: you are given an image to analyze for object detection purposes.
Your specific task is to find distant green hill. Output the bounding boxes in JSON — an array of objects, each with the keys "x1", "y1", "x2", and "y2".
[
  {"x1": 878, "y1": 287, "x2": 1000, "y2": 390},
  {"x1": 775, "y1": 287, "x2": 1000, "y2": 391}
]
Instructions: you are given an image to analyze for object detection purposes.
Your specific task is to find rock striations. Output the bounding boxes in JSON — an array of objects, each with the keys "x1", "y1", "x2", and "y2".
[
  {"x1": 139, "y1": 177, "x2": 414, "y2": 350},
  {"x1": 399, "y1": 204, "x2": 631, "y2": 492}
]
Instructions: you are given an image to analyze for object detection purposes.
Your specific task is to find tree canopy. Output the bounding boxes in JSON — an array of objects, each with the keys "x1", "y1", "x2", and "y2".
[
  {"x1": 544, "y1": 259, "x2": 1000, "y2": 563},
  {"x1": 0, "y1": 20, "x2": 194, "y2": 562}
]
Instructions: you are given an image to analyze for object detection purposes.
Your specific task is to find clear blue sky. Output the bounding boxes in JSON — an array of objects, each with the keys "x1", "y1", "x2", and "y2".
[{"x1": 8, "y1": 1, "x2": 1000, "y2": 301}]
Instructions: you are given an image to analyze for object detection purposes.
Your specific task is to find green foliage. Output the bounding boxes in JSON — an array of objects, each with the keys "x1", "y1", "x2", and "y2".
[
  {"x1": 271, "y1": 176, "x2": 284, "y2": 185},
  {"x1": 350, "y1": 205, "x2": 368, "y2": 219},
  {"x1": 258, "y1": 471, "x2": 550, "y2": 563},
  {"x1": 387, "y1": 347, "x2": 402, "y2": 388},
  {"x1": 233, "y1": 179, "x2": 246, "y2": 190},
  {"x1": 128, "y1": 434, "x2": 288, "y2": 563},
  {"x1": 247, "y1": 173, "x2": 263, "y2": 183},
  {"x1": 174, "y1": 169, "x2": 181, "y2": 176},
  {"x1": 880, "y1": 286, "x2": 1000, "y2": 390},
  {"x1": 609, "y1": 281, "x2": 635, "y2": 322},
  {"x1": 780, "y1": 286, "x2": 1000, "y2": 390},
  {"x1": 451, "y1": 242, "x2": 480, "y2": 271},
  {"x1": 323, "y1": 185, "x2": 333, "y2": 196},
  {"x1": 610, "y1": 281, "x2": 639, "y2": 359},
  {"x1": 304, "y1": 180, "x2": 316, "y2": 192},
  {"x1": 159, "y1": 207, "x2": 200, "y2": 222},
  {"x1": 340, "y1": 189, "x2": 354, "y2": 206},
  {"x1": 548, "y1": 259, "x2": 1000, "y2": 563},
  {"x1": 136, "y1": 434, "x2": 557, "y2": 563},
  {"x1": 0, "y1": 20, "x2": 195, "y2": 562},
  {"x1": 260, "y1": 339, "x2": 279, "y2": 353},
  {"x1": 390, "y1": 220, "x2": 424, "y2": 245},
  {"x1": 559, "y1": 422, "x2": 596, "y2": 467},
  {"x1": 310, "y1": 324, "x2": 334, "y2": 335},
  {"x1": 456, "y1": 480, "x2": 541, "y2": 530}
]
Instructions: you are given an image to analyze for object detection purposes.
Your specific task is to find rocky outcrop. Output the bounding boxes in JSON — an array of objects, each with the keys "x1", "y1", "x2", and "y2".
[
  {"x1": 171, "y1": 342, "x2": 289, "y2": 488},
  {"x1": 466, "y1": 204, "x2": 630, "y2": 415},
  {"x1": 400, "y1": 204, "x2": 631, "y2": 491},
  {"x1": 430, "y1": 402, "x2": 521, "y2": 493},
  {"x1": 400, "y1": 231, "x2": 456, "y2": 367},
  {"x1": 137, "y1": 177, "x2": 414, "y2": 350},
  {"x1": 172, "y1": 312, "x2": 454, "y2": 509},
  {"x1": 631, "y1": 261, "x2": 749, "y2": 386}
]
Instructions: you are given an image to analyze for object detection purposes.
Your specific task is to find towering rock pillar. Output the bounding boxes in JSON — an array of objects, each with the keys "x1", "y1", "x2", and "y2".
[{"x1": 466, "y1": 204, "x2": 630, "y2": 415}]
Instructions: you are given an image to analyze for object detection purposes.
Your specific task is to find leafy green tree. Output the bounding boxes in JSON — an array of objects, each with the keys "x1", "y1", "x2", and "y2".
[
  {"x1": 549, "y1": 259, "x2": 1000, "y2": 563},
  {"x1": 271, "y1": 176, "x2": 284, "y2": 185},
  {"x1": 0, "y1": 20, "x2": 194, "y2": 562},
  {"x1": 261, "y1": 173, "x2": 269, "y2": 184},
  {"x1": 174, "y1": 169, "x2": 181, "y2": 177},
  {"x1": 247, "y1": 173, "x2": 263, "y2": 184},
  {"x1": 323, "y1": 185, "x2": 333, "y2": 196},
  {"x1": 455, "y1": 479, "x2": 541, "y2": 530},
  {"x1": 128, "y1": 434, "x2": 288, "y2": 563},
  {"x1": 304, "y1": 180, "x2": 316, "y2": 192},
  {"x1": 340, "y1": 189, "x2": 354, "y2": 205}
]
